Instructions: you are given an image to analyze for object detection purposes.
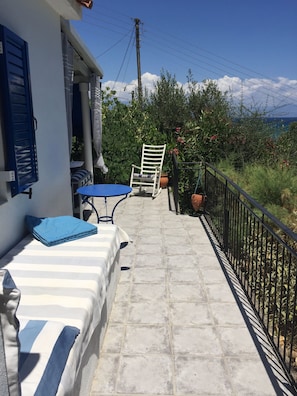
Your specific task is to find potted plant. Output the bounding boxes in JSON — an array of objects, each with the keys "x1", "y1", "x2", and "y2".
[
  {"x1": 160, "y1": 172, "x2": 169, "y2": 188},
  {"x1": 191, "y1": 192, "x2": 206, "y2": 211},
  {"x1": 191, "y1": 166, "x2": 206, "y2": 211}
]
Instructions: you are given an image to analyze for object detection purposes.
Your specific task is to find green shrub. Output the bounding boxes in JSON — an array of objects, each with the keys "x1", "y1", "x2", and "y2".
[
  {"x1": 97, "y1": 72, "x2": 297, "y2": 235},
  {"x1": 276, "y1": 122, "x2": 297, "y2": 167},
  {"x1": 215, "y1": 159, "x2": 242, "y2": 185},
  {"x1": 100, "y1": 88, "x2": 166, "y2": 184},
  {"x1": 242, "y1": 164, "x2": 297, "y2": 208}
]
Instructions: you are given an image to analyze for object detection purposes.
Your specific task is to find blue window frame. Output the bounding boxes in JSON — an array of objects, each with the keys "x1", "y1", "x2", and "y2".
[{"x1": 0, "y1": 25, "x2": 38, "y2": 197}]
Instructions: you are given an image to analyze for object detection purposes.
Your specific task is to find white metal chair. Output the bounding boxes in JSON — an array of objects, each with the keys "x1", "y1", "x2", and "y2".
[{"x1": 130, "y1": 144, "x2": 166, "y2": 198}]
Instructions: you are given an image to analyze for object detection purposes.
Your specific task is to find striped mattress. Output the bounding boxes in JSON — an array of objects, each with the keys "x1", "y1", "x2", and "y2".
[{"x1": 0, "y1": 223, "x2": 121, "y2": 396}]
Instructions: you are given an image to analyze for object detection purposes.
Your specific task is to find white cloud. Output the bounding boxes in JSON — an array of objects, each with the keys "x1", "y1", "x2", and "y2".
[
  {"x1": 213, "y1": 76, "x2": 297, "y2": 115},
  {"x1": 102, "y1": 73, "x2": 297, "y2": 116},
  {"x1": 102, "y1": 72, "x2": 160, "y2": 102}
]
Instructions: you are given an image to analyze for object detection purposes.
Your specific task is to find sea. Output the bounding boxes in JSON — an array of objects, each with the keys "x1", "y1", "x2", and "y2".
[
  {"x1": 265, "y1": 117, "x2": 297, "y2": 127},
  {"x1": 264, "y1": 117, "x2": 297, "y2": 136}
]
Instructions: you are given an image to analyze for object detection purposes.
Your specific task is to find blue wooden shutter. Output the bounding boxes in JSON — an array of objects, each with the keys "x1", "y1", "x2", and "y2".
[{"x1": 0, "y1": 25, "x2": 38, "y2": 197}]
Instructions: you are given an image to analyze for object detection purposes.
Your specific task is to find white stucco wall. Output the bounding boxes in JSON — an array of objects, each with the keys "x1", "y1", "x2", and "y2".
[{"x1": 0, "y1": 0, "x2": 74, "y2": 256}]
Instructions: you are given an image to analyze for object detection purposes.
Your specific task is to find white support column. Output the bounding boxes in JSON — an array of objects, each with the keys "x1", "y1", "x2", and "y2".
[{"x1": 79, "y1": 82, "x2": 93, "y2": 180}]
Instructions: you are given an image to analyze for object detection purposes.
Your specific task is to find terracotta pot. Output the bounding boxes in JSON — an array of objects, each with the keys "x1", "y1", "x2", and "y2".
[
  {"x1": 191, "y1": 193, "x2": 205, "y2": 211},
  {"x1": 160, "y1": 175, "x2": 169, "y2": 188}
]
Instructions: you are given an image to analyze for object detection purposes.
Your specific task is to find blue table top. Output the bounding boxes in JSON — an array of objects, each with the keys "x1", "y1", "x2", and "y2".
[{"x1": 77, "y1": 184, "x2": 132, "y2": 198}]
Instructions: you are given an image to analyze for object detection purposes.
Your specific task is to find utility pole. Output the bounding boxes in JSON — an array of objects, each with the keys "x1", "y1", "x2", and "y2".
[{"x1": 134, "y1": 18, "x2": 142, "y2": 103}]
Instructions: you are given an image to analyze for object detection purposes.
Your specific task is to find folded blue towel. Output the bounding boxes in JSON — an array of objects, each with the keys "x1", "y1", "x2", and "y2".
[{"x1": 25, "y1": 215, "x2": 97, "y2": 247}]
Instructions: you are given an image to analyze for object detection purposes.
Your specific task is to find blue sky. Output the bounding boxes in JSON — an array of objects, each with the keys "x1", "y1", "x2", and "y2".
[{"x1": 72, "y1": 0, "x2": 297, "y2": 116}]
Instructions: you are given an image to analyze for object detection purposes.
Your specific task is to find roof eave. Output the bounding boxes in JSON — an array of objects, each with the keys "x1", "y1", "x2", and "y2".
[
  {"x1": 44, "y1": 0, "x2": 82, "y2": 20},
  {"x1": 61, "y1": 20, "x2": 104, "y2": 78}
]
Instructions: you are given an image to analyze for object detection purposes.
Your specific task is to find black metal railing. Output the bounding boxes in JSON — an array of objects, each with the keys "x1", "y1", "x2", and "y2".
[
  {"x1": 171, "y1": 153, "x2": 297, "y2": 389},
  {"x1": 171, "y1": 153, "x2": 205, "y2": 215}
]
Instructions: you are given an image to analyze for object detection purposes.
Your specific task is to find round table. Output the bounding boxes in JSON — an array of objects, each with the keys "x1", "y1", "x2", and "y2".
[{"x1": 77, "y1": 184, "x2": 132, "y2": 223}]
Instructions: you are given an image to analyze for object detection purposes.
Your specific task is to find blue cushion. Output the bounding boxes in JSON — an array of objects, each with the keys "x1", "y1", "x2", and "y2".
[{"x1": 25, "y1": 215, "x2": 97, "y2": 247}]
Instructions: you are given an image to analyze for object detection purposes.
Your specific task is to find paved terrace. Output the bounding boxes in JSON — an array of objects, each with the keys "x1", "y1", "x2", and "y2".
[{"x1": 89, "y1": 189, "x2": 295, "y2": 396}]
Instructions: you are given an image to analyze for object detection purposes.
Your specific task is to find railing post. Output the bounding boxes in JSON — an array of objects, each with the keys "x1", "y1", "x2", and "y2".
[
  {"x1": 223, "y1": 180, "x2": 229, "y2": 252},
  {"x1": 171, "y1": 152, "x2": 179, "y2": 214},
  {"x1": 223, "y1": 208, "x2": 229, "y2": 252}
]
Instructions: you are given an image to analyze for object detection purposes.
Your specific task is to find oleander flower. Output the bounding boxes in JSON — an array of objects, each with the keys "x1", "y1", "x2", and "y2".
[
  {"x1": 169, "y1": 148, "x2": 180, "y2": 156},
  {"x1": 210, "y1": 135, "x2": 218, "y2": 141},
  {"x1": 177, "y1": 136, "x2": 185, "y2": 144}
]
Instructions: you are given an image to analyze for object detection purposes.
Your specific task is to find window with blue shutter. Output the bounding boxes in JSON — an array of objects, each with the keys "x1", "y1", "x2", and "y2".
[{"x1": 0, "y1": 25, "x2": 38, "y2": 197}]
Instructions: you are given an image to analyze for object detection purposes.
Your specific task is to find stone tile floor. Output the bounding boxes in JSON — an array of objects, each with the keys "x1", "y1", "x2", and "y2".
[{"x1": 88, "y1": 188, "x2": 296, "y2": 395}]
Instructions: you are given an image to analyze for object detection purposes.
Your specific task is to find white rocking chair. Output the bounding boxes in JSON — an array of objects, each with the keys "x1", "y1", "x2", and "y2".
[{"x1": 130, "y1": 144, "x2": 166, "y2": 198}]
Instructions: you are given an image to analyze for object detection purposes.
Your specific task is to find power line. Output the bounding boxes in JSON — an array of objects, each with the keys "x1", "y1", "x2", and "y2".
[
  {"x1": 142, "y1": 36, "x2": 297, "y2": 106},
  {"x1": 141, "y1": 25, "x2": 297, "y2": 103},
  {"x1": 96, "y1": 30, "x2": 132, "y2": 58},
  {"x1": 112, "y1": 27, "x2": 134, "y2": 89},
  {"x1": 74, "y1": 8, "x2": 297, "y2": 109}
]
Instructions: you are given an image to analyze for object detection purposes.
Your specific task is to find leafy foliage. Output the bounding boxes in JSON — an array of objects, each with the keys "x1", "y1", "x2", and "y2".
[
  {"x1": 91, "y1": 70, "x2": 296, "y2": 230},
  {"x1": 276, "y1": 121, "x2": 297, "y2": 168},
  {"x1": 98, "y1": 87, "x2": 166, "y2": 184},
  {"x1": 148, "y1": 70, "x2": 188, "y2": 137},
  {"x1": 219, "y1": 162, "x2": 297, "y2": 231},
  {"x1": 243, "y1": 165, "x2": 297, "y2": 207}
]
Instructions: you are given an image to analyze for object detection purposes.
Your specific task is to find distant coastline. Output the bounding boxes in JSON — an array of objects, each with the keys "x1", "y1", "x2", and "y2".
[
  {"x1": 264, "y1": 117, "x2": 297, "y2": 135},
  {"x1": 265, "y1": 117, "x2": 297, "y2": 126}
]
